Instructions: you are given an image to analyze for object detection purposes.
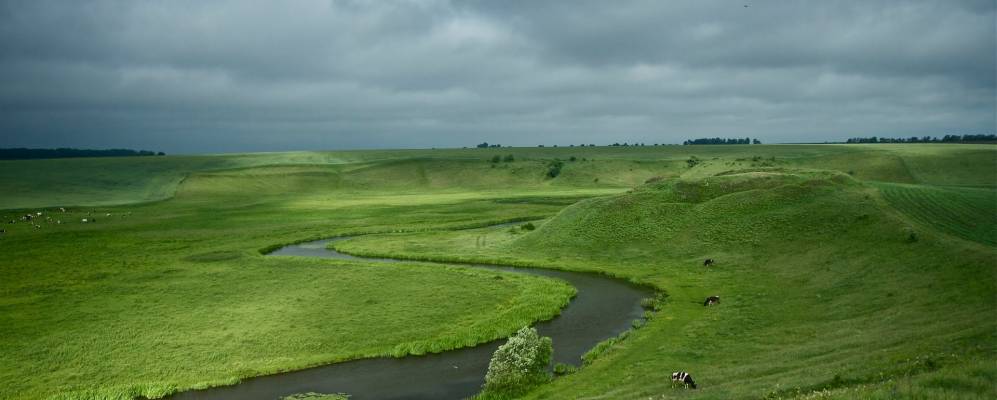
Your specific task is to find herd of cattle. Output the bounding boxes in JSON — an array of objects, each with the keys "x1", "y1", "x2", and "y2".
[
  {"x1": 1, "y1": 207, "x2": 132, "y2": 238},
  {"x1": 668, "y1": 257, "x2": 723, "y2": 390}
]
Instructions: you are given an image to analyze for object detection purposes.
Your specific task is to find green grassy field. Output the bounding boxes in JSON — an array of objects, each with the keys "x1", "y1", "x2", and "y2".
[
  {"x1": 875, "y1": 183, "x2": 997, "y2": 246},
  {"x1": 1, "y1": 144, "x2": 994, "y2": 399}
]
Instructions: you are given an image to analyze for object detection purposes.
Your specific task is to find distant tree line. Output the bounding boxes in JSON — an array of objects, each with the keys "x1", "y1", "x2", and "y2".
[
  {"x1": 845, "y1": 134, "x2": 996, "y2": 144},
  {"x1": 683, "y1": 137, "x2": 760, "y2": 145},
  {"x1": 0, "y1": 148, "x2": 165, "y2": 160},
  {"x1": 606, "y1": 143, "x2": 679, "y2": 147},
  {"x1": 476, "y1": 142, "x2": 503, "y2": 148}
]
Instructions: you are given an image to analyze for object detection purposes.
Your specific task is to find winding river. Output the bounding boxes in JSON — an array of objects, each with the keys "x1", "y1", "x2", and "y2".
[{"x1": 168, "y1": 226, "x2": 651, "y2": 400}]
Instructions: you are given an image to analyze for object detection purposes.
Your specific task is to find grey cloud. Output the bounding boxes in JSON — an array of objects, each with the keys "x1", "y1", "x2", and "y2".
[{"x1": 0, "y1": 0, "x2": 993, "y2": 153}]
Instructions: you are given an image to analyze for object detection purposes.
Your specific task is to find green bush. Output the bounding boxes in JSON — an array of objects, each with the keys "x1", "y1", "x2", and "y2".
[
  {"x1": 640, "y1": 293, "x2": 667, "y2": 311},
  {"x1": 687, "y1": 156, "x2": 701, "y2": 168},
  {"x1": 503, "y1": 154, "x2": 515, "y2": 162},
  {"x1": 553, "y1": 362, "x2": 577, "y2": 376},
  {"x1": 547, "y1": 160, "x2": 564, "y2": 178},
  {"x1": 483, "y1": 327, "x2": 553, "y2": 395},
  {"x1": 490, "y1": 155, "x2": 501, "y2": 163},
  {"x1": 521, "y1": 222, "x2": 536, "y2": 231}
]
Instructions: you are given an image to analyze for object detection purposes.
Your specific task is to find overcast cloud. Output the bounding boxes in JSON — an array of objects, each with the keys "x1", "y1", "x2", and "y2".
[{"x1": 0, "y1": 0, "x2": 993, "y2": 153}]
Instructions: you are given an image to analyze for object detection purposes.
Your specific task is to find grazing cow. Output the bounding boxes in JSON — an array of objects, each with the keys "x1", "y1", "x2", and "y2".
[
  {"x1": 703, "y1": 295, "x2": 720, "y2": 306},
  {"x1": 105, "y1": 213, "x2": 111, "y2": 217},
  {"x1": 671, "y1": 371, "x2": 697, "y2": 389},
  {"x1": 59, "y1": 207, "x2": 66, "y2": 213},
  {"x1": 81, "y1": 218, "x2": 88, "y2": 223},
  {"x1": 703, "y1": 258, "x2": 715, "y2": 267}
]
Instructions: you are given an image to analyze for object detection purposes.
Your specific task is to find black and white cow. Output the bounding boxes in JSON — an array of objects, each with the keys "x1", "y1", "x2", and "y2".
[
  {"x1": 703, "y1": 258, "x2": 715, "y2": 267},
  {"x1": 671, "y1": 371, "x2": 697, "y2": 389},
  {"x1": 703, "y1": 295, "x2": 720, "y2": 306}
]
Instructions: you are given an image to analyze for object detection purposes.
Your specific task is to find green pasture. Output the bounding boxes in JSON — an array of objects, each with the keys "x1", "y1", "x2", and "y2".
[{"x1": 0, "y1": 144, "x2": 994, "y2": 399}]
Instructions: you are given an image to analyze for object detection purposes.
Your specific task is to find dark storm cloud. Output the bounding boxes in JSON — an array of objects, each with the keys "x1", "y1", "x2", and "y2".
[{"x1": 0, "y1": 0, "x2": 993, "y2": 153}]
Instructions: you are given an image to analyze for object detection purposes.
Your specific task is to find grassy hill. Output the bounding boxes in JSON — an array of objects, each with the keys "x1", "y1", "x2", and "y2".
[
  {"x1": 0, "y1": 144, "x2": 994, "y2": 399},
  {"x1": 334, "y1": 156, "x2": 997, "y2": 399},
  {"x1": 4, "y1": 144, "x2": 993, "y2": 210},
  {"x1": 875, "y1": 182, "x2": 997, "y2": 246}
]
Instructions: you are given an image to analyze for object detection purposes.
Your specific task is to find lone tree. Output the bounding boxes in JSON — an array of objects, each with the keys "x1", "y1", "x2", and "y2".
[
  {"x1": 546, "y1": 159, "x2": 564, "y2": 178},
  {"x1": 483, "y1": 327, "x2": 553, "y2": 396}
]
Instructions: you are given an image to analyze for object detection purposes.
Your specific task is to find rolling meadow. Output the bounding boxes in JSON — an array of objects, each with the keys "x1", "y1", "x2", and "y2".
[{"x1": 1, "y1": 144, "x2": 994, "y2": 399}]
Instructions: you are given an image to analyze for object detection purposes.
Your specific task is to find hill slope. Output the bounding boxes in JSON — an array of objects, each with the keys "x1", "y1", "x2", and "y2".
[{"x1": 336, "y1": 168, "x2": 997, "y2": 399}]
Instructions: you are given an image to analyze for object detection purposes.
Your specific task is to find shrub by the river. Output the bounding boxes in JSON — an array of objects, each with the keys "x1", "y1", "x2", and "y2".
[
  {"x1": 553, "y1": 362, "x2": 577, "y2": 376},
  {"x1": 481, "y1": 327, "x2": 553, "y2": 397}
]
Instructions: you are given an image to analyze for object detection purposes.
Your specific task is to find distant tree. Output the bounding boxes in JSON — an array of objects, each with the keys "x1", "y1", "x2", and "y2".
[
  {"x1": 844, "y1": 135, "x2": 992, "y2": 144},
  {"x1": 547, "y1": 159, "x2": 564, "y2": 178},
  {"x1": 752, "y1": 138, "x2": 761, "y2": 145},
  {"x1": 477, "y1": 142, "x2": 489, "y2": 148},
  {"x1": 683, "y1": 137, "x2": 755, "y2": 145}
]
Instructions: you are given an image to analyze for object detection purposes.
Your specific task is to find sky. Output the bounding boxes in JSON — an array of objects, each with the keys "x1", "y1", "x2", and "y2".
[{"x1": 0, "y1": 0, "x2": 994, "y2": 154}]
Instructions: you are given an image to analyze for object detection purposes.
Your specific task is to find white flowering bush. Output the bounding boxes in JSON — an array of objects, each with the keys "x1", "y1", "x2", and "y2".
[{"x1": 483, "y1": 326, "x2": 553, "y2": 395}]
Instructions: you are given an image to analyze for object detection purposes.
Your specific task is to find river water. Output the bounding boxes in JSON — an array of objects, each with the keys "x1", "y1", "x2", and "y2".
[{"x1": 167, "y1": 231, "x2": 650, "y2": 400}]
